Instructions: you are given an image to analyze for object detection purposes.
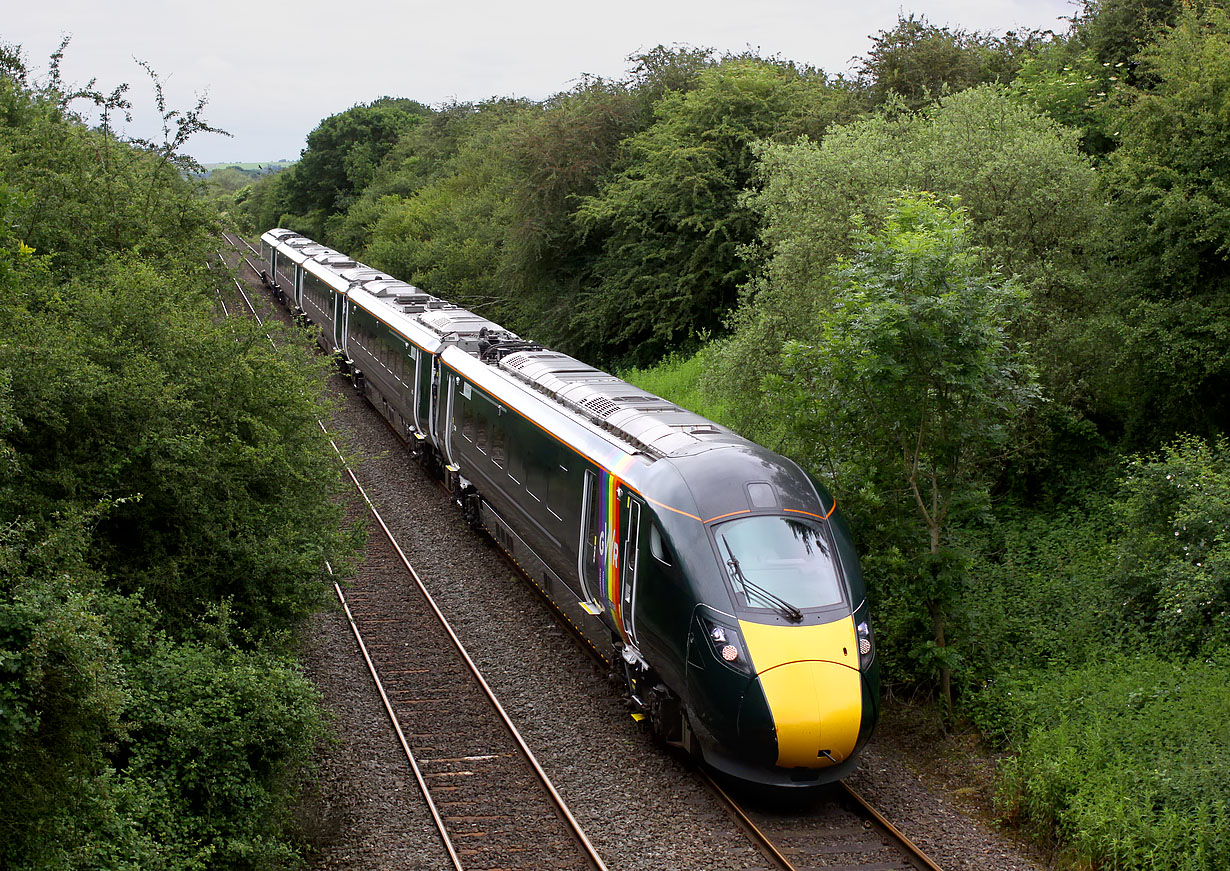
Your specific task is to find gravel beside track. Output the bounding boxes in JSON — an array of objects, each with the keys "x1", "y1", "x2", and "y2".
[{"x1": 222, "y1": 237, "x2": 1050, "y2": 871}]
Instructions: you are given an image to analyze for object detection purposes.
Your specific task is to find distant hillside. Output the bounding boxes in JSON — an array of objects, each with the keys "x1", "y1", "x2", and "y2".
[{"x1": 202, "y1": 160, "x2": 294, "y2": 175}]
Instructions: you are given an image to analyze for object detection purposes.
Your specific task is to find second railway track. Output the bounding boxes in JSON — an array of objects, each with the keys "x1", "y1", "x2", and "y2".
[{"x1": 333, "y1": 483, "x2": 607, "y2": 871}]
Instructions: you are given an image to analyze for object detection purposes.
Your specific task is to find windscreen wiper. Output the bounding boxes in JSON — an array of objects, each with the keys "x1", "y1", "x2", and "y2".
[{"x1": 721, "y1": 535, "x2": 803, "y2": 623}]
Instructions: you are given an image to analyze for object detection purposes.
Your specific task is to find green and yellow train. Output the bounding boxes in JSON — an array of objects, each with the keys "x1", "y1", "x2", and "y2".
[{"x1": 260, "y1": 228, "x2": 879, "y2": 787}]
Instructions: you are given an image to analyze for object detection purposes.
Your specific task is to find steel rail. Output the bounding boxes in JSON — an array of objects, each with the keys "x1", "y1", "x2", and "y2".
[
  {"x1": 703, "y1": 766, "x2": 948, "y2": 871},
  {"x1": 699, "y1": 771, "x2": 798, "y2": 871},
  {"x1": 218, "y1": 241, "x2": 609, "y2": 871},
  {"x1": 330, "y1": 571, "x2": 466, "y2": 871},
  {"x1": 840, "y1": 781, "x2": 947, "y2": 871}
]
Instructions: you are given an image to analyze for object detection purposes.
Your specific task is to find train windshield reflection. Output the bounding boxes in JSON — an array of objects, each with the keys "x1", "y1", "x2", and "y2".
[{"x1": 716, "y1": 515, "x2": 844, "y2": 612}]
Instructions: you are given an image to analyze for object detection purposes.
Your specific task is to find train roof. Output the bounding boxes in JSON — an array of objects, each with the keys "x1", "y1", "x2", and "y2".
[
  {"x1": 260, "y1": 228, "x2": 300, "y2": 245},
  {"x1": 498, "y1": 349, "x2": 740, "y2": 460},
  {"x1": 261, "y1": 228, "x2": 742, "y2": 461},
  {"x1": 359, "y1": 279, "x2": 444, "y2": 316}
]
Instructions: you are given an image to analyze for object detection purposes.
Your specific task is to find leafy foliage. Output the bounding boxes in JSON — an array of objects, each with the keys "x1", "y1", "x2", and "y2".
[
  {"x1": 3, "y1": 257, "x2": 353, "y2": 641},
  {"x1": 0, "y1": 42, "x2": 357, "y2": 869},
  {"x1": 354, "y1": 99, "x2": 531, "y2": 318},
  {"x1": 1076, "y1": 0, "x2": 1183, "y2": 70},
  {"x1": 766, "y1": 193, "x2": 1038, "y2": 703},
  {"x1": 1111, "y1": 436, "x2": 1230, "y2": 653},
  {"x1": 1101, "y1": 4, "x2": 1230, "y2": 439},
  {"x1": 857, "y1": 13, "x2": 1051, "y2": 109},
  {"x1": 0, "y1": 47, "x2": 218, "y2": 278},
  {"x1": 273, "y1": 97, "x2": 432, "y2": 239},
  {"x1": 574, "y1": 56, "x2": 856, "y2": 365},
  {"x1": 994, "y1": 653, "x2": 1230, "y2": 871},
  {"x1": 711, "y1": 85, "x2": 1102, "y2": 438}
]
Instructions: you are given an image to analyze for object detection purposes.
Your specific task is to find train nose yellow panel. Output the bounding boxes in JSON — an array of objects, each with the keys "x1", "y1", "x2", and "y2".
[
  {"x1": 740, "y1": 618, "x2": 862, "y2": 768},
  {"x1": 757, "y1": 660, "x2": 861, "y2": 767}
]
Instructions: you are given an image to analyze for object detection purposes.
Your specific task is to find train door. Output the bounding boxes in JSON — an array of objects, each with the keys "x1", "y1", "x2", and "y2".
[
  {"x1": 278, "y1": 252, "x2": 294, "y2": 295},
  {"x1": 282, "y1": 257, "x2": 297, "y2": 306},
  {"x1": 429, "y1": 358, "x2": 442, "y2": 444},
  {"x1": 333, "y1": 289, "x2": 346, "y2": 349},
  {"x1": 441, "y1": 373, "x2": 456, "y2": 466},
  {"x1": 408, "y1": 346, "x2": 421, "y2": 431},
  {"x1": 339, "y1": 297, "x2": 351, "y2": 357},
  {"x1": 577, "y1": 471, "x2": 604, "y2": 615},
  {"x1": 620, "y1": 494, "x2": 642, "y2": 645}
]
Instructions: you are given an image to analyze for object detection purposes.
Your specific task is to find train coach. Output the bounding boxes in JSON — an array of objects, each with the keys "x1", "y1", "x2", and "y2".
[{"x1": 259, "y1": 229, "x2": 880, "y2": 787}]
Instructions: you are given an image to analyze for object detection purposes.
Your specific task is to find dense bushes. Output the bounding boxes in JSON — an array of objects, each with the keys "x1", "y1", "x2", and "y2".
[
  {"x1": 1, "y1": 44, "x2": 356, "y2": 869},
  {"x1": 993, "y1": 654, "x2": 1230, "y2": 870},
  {"x1": 1111, "y1": 436, "x2": 1230, "y2": 655}
]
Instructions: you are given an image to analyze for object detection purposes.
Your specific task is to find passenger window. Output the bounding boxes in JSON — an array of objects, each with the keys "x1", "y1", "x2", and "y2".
[
  {"x1": 461, "y1": 402, "x2": 475, "y2": 442},
  {"x1": 527, "y1": 461, "x2": 545, "y2": 501},
  {"x1": 547, "y1": 464, "x2": 567, "y2": 520},
  {"x1": 477, "y1": 416, "x2": 489, "y2": 454}
]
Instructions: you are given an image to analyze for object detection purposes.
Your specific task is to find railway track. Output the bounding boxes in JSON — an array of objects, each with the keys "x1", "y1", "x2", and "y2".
[
  {"x1": 705, "y1": 774, "x2": 944, "y2": 871},
  {"x1": 215, "y1": 232, "x2": 608, "y2": 871},
  {"x1": 215, "y1": 232, "x2": 948, "y2": 871}
]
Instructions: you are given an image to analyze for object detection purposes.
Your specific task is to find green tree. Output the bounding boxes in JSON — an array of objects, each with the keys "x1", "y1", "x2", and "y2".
[
  {"x1": 355, "y1": 99, "x2": 533, "y2": 317},
  {"x1": 2, "y1": 256, "x2": 354, "y2": 641},
  {"x1": 0, "y1": 513, "x2": 135, "y2": 869},
  {"x1": 575, "y1": 56, "x2": 857, "y2": 365},
  {"x1": 1077, "y1": 0, "x2": 1183, "y2": 70},
  {"x1": 769, "y1": 193, "x2": 1038, "y2": 705},
  {"x1": 0, "y1": 44, "x2": 359, "y2": 866},
  {"x1": 277, "y1": 97, "x2": 432, "y2": 240},
  {"x1": 0, "y1": 41, "x2": 221, "y2": 278},
  {"x1": 1111, "y1": 435, "x2": 1230, "y2": 653},
  {"x1": 1010, "y1": 40, "x2": 1124, "y2": 155},
  {"x1": 1101, "y1": 4, "x2": 1230, "y2": 439},
  {"x1": 1009, "y1": 0, "x2": 1191, "y2": 156},
  {"x1": 712, "y1": 85, "x2": 1102, "y2": 441},
  {"x1": 857, "y1": 13, "x2": 1049, "y2": 109},
  {"x1": 495, "y1": 76, "x2": 643, "y2": 341}
]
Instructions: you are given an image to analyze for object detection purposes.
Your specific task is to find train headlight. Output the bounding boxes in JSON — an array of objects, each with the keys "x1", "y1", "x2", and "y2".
[
  {"x1": 856, "y1": 620, "x2": 875, "y2": 670},
  {"x1": 702, "y1": 618, "x2": 752, "y2": 675}
]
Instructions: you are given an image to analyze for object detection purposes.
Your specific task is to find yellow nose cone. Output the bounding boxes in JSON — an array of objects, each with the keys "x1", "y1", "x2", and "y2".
[
  {"x1": 756, "y1": 660, "x2": 862, "y2": 767},
  {"x1": 740, "y1": 618, "x2": 863, "y2": 768}
]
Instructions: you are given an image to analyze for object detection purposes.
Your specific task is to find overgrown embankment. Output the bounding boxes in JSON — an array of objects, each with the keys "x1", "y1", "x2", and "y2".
[{"x1": 1, "y1": 44, "x2": 359, "y2": 870}]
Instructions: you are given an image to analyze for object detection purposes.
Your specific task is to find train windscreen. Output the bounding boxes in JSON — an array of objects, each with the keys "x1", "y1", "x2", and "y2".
[{"x1": 716, "y1": 516, "x2": 844, "y2": 614}]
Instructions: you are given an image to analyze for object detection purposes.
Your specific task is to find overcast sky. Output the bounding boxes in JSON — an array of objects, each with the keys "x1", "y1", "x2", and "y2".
[{"x1": 9, "y1": 0, "x2": 1076, "y2": 165}]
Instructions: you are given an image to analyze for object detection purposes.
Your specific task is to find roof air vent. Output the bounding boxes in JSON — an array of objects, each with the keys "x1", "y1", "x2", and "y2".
[{"x1": 581, "y1": 396, "x2": 620, "y2": 418}]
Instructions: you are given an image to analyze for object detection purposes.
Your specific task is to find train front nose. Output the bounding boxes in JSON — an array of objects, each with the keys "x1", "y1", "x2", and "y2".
[
  {"x1": 738, "y1": 618, "x2": 865, "y2": 770},
  {"x1": 743, "y1": 659, "x2": 862, "y2": 766}
]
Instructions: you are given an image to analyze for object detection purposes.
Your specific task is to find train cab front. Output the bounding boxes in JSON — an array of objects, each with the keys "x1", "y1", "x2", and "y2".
[{"x1": 685, "y1": 512, "x2": 880, "y2": 788}]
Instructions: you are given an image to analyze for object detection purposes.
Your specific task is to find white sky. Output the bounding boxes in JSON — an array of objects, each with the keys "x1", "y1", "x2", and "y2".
[{"x1": 8, "y1": 0, "x2": 1076, "y2": 165}]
